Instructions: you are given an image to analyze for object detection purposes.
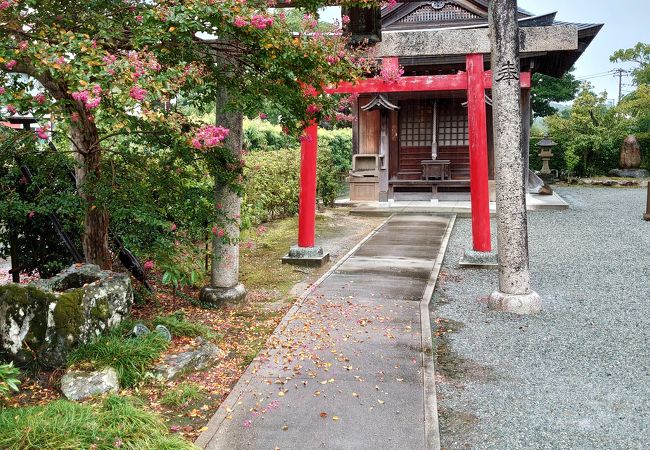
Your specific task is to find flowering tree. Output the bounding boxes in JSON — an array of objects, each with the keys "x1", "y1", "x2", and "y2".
[{"x1": 0, "y1": 0, "x2": 371, "y2": 268}]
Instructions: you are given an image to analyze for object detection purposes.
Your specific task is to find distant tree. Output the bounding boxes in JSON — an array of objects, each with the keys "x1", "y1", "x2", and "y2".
[
  {"x1": 610, "y1": 42, "x2": 650, "y2": 86},
  {"x1": 545, "y1": 83, "x2": 632, "y2": 176},
  {"x1": 531, "y1": 68, "x2": 580, "y2": 118}
]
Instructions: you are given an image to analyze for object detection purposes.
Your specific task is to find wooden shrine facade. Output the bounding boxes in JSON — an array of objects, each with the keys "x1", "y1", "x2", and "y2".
[{"x1": 336, "y1": 0, "x2": 602, "y2": 204}]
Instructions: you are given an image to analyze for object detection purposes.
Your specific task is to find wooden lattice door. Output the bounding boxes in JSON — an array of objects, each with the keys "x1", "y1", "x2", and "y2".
[{"x1": 395, "y1": 100, "x2": 434, "y2": 180}]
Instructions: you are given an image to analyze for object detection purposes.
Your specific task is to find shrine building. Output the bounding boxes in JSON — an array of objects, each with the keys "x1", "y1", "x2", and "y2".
[{"x1": 331, "y1": 0, "x2": 602, "y2": 204}]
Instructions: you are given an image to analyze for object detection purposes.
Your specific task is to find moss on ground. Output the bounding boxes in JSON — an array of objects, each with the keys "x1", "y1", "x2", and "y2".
[{"x1": 240, "y1": 213, "x2": 334, "y2": 295}]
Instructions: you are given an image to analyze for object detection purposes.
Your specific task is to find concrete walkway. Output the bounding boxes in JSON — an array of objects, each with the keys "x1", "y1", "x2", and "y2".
[{"x1": 196, "y1": 214, "x2": 455, "y2": 450}]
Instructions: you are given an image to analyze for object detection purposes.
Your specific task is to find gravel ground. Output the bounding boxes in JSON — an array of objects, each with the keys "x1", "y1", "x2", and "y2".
[{"x1": 432, "y1": 186, "x2": 650, "y2": 450}]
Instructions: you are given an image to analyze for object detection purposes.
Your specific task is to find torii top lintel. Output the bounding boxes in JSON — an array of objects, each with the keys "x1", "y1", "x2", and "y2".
[{"x1": 377, "y1": 25, "x2": 578, "y2": 58}]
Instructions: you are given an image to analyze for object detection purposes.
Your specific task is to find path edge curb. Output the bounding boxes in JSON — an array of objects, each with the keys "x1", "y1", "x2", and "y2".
[{"x1": 421, "y1": 214, "x2": 456, "y2": 450}]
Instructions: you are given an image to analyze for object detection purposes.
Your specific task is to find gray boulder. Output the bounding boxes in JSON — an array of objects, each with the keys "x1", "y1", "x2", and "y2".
[
  {"x1": 61, "y1": 367, "x2": 119, "y2": 401},
  {"x1": 0, "y1": 264, "x2": 133, "y2": 368},
  {"x1": 153, "y1": 338, "x2": 223, "y2": 380}
]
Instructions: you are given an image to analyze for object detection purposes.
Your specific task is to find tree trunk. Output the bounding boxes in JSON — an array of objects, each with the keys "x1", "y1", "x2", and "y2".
[{"x1": 70, "y1": 120, "x2": 112, "y2": 269}]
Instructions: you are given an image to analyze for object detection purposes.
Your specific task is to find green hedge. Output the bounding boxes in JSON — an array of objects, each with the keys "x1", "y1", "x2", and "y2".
[{"x1": 241, "y1": 124, "x2": 353, "y2": 227}]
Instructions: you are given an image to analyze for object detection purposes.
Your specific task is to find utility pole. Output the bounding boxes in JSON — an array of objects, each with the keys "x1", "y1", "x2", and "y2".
[{"x1": 613, "y1": 68, "x2": 628, "y2": 104}]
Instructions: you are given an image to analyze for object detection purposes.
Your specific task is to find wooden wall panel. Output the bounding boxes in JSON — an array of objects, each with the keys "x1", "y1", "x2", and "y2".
[{"x1": 358, "y1": 97, "x2": 381, "y2": 154}]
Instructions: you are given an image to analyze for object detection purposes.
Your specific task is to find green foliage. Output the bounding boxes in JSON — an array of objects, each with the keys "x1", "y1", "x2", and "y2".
[
  {"x1": 68, "y1": 331, "x2": 169, "y2": 388},
  {"x1": 318, "y1": 128, "x2": 353, "y2": 173},
  {"x1": 0, "y1": 395, "x2": 196, "y2": 449},
  {"x1": 618, "y1": 84, "x2": 650, "y2": 166},
  {"x1": 243, "y1": 118, "x2": 299, "y2": 152},
  {"x1": 242, "y1": 148, "x2": 300, "y2": 227},
  {"x1": 0, "y1": 362, "x2": 21, "y2": 398},
  {"x1": 545, "y1": 84, "x2": 633, "y2": 176},
  {"x1": 241, "y1": 126, "x2": 352, "y2": 225},
  {"x1": 159, "y1": 383, "x2": 201, "y2": 408},
  {"x1": 531, "y1": 68, "x2": 580, "y2": 118},
  {"x1": 0, "y1": 129, "x2": 83, "y2": 277},
  {"x1": 153, "y1": 310, "x2": 219, "y2": 341},
  {"x1": 0, "y1": 0, "x2": 373, "y2": 267},
  {"x1": 611, "y1": 42, "x2": 650, "y2": 85}
]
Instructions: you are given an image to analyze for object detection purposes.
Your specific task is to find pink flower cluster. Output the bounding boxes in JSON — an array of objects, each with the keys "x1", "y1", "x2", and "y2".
[
  {"x1": 379, "y1": 64, "x2": 405, "y2": 83},
  {"x1": 5, "y1": 60, "x2": 17, "y2": 70},
  {"x1": 33, "y1": 93, "x2": 46, "y2": 104},
  {"x1": 250, "y1": 14, "x2": 273, "y2": 29},
  {"x1": 0, "y1": 87, "x2": 5, "y2": 95},
  {"x1": 212, "y1": 227, "x2": 225, "y2": 237},
  {"x1": 335, "y1": 112, "x2": 354, "y2": 122},
  {"x1": 72, "y1": 87, "x2": 102, "y2": 110},
  {"x1": 303, "y1": 14, "x2": 318, "y2": 29},
  {"x1": 129, "y1": 86, "x2": 147, "y2": 101},
  {"x1": 17, "y1": 41, "x2": 28, "y2": 51},
  {"x1": 191, "y1": 125, "x2": 229, "y2": 149},
  {"x1": 0, "y1": 0, "x2": 12, "y2": 10},
  {"x1": 306, "y1": 104, "x2": 320, "y2": 115},
  {"x1": 36, "y1": 125, "x2": 49, "y2": 140},
  {"x1": 143, "y1": 260, "x2": 154, "y2": 270},
  {"x1": 234, "y1": 16, "x2": 248, "y2": 27},
  {"x1": 126, "y1": 51, "x2": 161, "y2": 81}
]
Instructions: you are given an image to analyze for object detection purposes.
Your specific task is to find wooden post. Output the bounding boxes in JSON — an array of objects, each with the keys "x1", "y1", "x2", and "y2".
[
  {"x1": 283, "y1": 123, "x2": 329, "y2": 266},
  {"x1": 466, "y1": 53, "x2": 492, "y2": 253},
  {"x1": 643, "y1": 182, "x2": 650, "y2": 220},
  {"x1": 8, "y1": 224, "x2": 19, "y2": 283}
]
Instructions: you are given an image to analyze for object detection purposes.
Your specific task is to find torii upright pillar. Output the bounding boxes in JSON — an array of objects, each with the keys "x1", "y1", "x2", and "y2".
[
  {"x1": 460, "y1": 53, "x2": 496, "y2": 266},
  {"x1": 487, "y1": 0, "x2": 541, "y2": 314},
  {"x1": 282, "y1": 123, "x2": 330, "y2": 266}
]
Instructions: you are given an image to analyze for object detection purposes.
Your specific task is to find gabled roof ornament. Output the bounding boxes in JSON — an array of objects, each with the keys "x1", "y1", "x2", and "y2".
[
  {"x1": 360, "y1": 94, "x2": 400, "y2": 111},
  {"x1": 431, "y1": 1, "x2": 453, "y2": 10}
]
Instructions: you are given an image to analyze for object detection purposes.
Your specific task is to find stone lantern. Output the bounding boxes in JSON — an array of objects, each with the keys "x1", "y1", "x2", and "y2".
[{"x1": 537, "y1": 135, "x2": 557, "y2": 178}]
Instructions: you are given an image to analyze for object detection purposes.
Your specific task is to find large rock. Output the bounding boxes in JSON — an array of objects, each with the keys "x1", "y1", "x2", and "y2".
[
  {"x1": 153, "y1": 338, "x2": 224, "y2": 380},
  {"x1": 0, "y1": 264, "x2": 132, "y2": 368},
  {"x1": 60, "y1": 367, "x2": 119, "y2": 401},
  {"x1": 619, "y1": 135, "x2": 642, "y2": 169},
  {"x1": 607, "y1": 168, "x2": 649, "y2": 178}
]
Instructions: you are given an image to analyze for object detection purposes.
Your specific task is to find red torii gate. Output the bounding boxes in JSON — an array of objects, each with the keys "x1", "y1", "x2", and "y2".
[{"x1": 294, "y1": 53, "x2": 531, "y2": 259}]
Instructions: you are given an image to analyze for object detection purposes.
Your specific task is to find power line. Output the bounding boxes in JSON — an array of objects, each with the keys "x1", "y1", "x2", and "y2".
[{"x1": 575, "y1": 70, "x2": 616, "y2": 80}]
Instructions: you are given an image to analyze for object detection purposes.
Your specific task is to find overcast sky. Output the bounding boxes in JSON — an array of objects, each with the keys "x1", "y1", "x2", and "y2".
[
  {"x1": 320, "y1": 0, "x2": 649, "y2": 104},
  {"x1": 519, "y1": 0, "x2": 649, "y2": 103}
]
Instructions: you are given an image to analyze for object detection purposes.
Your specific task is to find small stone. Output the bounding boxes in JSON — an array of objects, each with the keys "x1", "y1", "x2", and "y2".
[
  {"x1": 133, "y1": 324, "x2": 151, "y2": 337},
  {"x1": 155, "y1": 325, "x2": 172, "y2": 342},
  {"x1": 153, "y1": 340, "x2": 224, "y2": 380},
  {"x1": 60, "y1": 367, "x2": 119, "y2": 401}
]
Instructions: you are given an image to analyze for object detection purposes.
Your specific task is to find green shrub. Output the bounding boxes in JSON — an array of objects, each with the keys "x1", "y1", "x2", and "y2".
[
  {"x1": 0, "y1": 362, "x2": 21, "y2": 398},
  {"x1": 242, "y1": 148, "x2": 301, "y2": 227},
  {"x1": 243, "y1": 118, "x2": 299, "y2": 152},
  {"x1": 69, "y1": 332, "x2": 169, "y2": 388},
  {"x1": 159, "y1": 382, "x2": 201, "y2": 407},
  {"x1": 153, "y1": 310, "x2": 219, "y2": 341},
  {"x1": 318, "y1": 128, "x2": 353, "y2": 174},
  {"x1": 242, "y1": 127, "x2": 352, "y2": 225},
  {"x1": 0, "y1": 395, "x2": 196, "y2": 449}
]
